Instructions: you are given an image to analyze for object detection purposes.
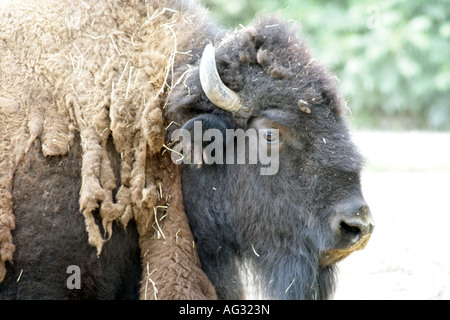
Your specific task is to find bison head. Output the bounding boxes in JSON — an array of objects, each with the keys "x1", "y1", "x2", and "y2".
[{"x1": 166, "y1": 16, "x2": 374, "y2": 300}]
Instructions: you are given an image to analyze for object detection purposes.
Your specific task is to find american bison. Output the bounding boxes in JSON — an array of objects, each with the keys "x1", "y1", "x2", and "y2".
[{"x1": 0, "y1": 0, "x2": 374, "y2": 299}]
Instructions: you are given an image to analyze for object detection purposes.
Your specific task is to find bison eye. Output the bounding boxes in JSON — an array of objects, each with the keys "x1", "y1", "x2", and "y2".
[{"x1": 262, "y1": 129, "x2": 279, "y2": 144}]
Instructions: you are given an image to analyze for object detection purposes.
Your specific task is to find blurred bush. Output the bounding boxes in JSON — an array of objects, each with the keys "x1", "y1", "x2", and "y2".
[{"x1": 201, "y1": 0, "x2": 450, "y2": 130}]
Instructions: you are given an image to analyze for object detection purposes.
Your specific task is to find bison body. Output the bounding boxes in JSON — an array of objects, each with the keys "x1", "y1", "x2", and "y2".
[
  {"x1": 0, "y1": 136, "x2": 141, "y2": 299},
  {"x1": 0, "y1": 0, "x2": 374, "y2": 300}
]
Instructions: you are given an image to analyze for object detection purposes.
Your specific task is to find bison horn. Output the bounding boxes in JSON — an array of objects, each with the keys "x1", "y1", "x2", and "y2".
[{"x1": 199, "y1": 44, "x2": 241, "y2": 112}]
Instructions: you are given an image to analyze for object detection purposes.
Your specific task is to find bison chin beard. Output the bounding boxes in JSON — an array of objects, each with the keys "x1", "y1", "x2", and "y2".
[{"x1": 238, "y1": 251, "x2": 338, "y2": 300}]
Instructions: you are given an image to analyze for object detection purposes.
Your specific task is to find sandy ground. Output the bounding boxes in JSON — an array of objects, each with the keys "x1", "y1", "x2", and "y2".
[{"x1": 333, "y1": 131, "x2": 450, "y2": 300}]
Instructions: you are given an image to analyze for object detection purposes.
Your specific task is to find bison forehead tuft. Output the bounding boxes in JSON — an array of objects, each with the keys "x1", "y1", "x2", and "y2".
[{"x1": 211, "y1": 15, "x2": 345, "y2": 120}]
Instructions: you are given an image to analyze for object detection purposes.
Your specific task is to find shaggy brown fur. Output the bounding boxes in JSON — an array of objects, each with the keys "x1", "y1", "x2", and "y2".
[{"x1": 0, "y1": 0, "x2": 216, "y2": 299}]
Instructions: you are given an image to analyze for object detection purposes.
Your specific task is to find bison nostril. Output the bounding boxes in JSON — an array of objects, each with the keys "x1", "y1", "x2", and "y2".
[{"x1": 340, "y1": 221, "x2": 361, "y2": 237}]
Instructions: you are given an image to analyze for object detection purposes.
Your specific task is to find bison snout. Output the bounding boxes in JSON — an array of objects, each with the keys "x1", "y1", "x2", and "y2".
[
  {"x1": 320, "y1": 202, "x2": 375, "y2": 267},
  {"x1": 321, "y1": 203, "x2": 375, "y2": 267},
  {"x1": 333, "y1": 204, "x2": 375, "y2": 248}
]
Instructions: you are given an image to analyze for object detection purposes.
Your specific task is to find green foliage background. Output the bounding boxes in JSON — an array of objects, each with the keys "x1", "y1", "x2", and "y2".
[{"x1": 200, "y1": 0, "x2": 450, "y2": 130}]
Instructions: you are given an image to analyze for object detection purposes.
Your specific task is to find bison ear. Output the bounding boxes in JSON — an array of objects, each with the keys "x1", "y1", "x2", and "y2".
[
  {"x1": 179, "y1": 114, "x2": 231, "y2": 166},
  {"x1": 181, "y1": 114, "x2": 231, "y2": 137}
]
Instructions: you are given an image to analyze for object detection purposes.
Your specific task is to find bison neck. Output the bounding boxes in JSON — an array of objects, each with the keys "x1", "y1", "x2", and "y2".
[{"x1": 235, "y1": 255, "x2": 337, "y2": 300}]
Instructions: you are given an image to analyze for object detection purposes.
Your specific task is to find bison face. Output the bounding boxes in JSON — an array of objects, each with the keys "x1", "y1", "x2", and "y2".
[{"x1": 167, "y1": 16, "x2": 374, "y2": 300}]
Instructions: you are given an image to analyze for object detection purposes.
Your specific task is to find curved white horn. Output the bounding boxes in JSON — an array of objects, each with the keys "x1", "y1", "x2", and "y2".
[{"x1": 199, "y1": 44, "x2": 241, "y2": 112}]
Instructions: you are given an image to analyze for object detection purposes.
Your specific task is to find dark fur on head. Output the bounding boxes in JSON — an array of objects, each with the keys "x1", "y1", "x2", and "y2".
[
  {"x1": 168, "y1": 15, "x2": 345, "y2": 127},
  {"x1": 167, "y1": 15, "x2": 363, "y2": 299}
]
